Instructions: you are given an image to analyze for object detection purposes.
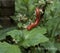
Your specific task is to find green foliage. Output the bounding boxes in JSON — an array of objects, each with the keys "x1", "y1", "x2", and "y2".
[
  {"x1": 7, "y1": 29, "x2": 23, "y2": 42},
  {"x1": 55, "y1": 43, "x2": 60, "y2": 51},
  {"x1": 15, "y1": 0, "x2": 37, "y2": 17},
  {"x1": 44, "y1": 0, "x2": 60, "y2": 38},
  {"x1": 0, "y1": 27, "x2": 16, "y2": 40},
  {"x1": 0, "y1": 0, "x2": 60, "y2": 53},
  {"x1": 6, "y1": 27, "x2": 49, "y2": 47},
  {"x1": 0, "y1": 42, "x2": 21, "y2": 53},
  {"x1": 22, "y1": 27, "x2": 49, "y2": 47},
  {"x1": 41, "y1": 41, "x2": 57, "y2": 53}
]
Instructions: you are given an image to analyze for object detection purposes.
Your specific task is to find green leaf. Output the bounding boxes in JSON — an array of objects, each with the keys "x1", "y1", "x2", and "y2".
[
  {"x1": 0, "y1": 42, "x2": 21, "y2": 53},
  {"x1": 55, "y1": 43, "x2": 60, "y2": 51},
  {"x1": 23, "y1": 27, "x2": 47, "y2": 35},
  {"x1": 21, "y1": 27, "x2": 49, "y2": 47},
  {"x1": 23, "y1": 0, "x2": 29, "y2": 4},
  {"x1": 41, "y1": 42, "x2": 57, "y2": 53},
  {"x1": 44, "y1": 0, "x2": 60, "y2": 20},
  {"x1": 7, "y1": 30, "x2": 23, "y2": 42},
  {"x1": 0, "y1": 27, "x2": 16, "y2": 40},
  {"x1": 45, "y1": 17, "x2": 60, "y2": 37},
  {"x1": 17, "y1": 22, "x2": 22, "y2": 28}
]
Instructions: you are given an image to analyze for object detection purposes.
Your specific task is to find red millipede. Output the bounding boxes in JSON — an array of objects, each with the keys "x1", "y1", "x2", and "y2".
[{"x1": 27, "y1": 7, "x2": 41, "y2": 30}]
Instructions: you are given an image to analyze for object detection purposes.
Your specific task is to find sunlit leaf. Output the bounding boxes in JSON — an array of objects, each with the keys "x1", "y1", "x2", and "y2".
[{"x1": 21, "y1": 27, "x2": 49, "y2": 47}]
